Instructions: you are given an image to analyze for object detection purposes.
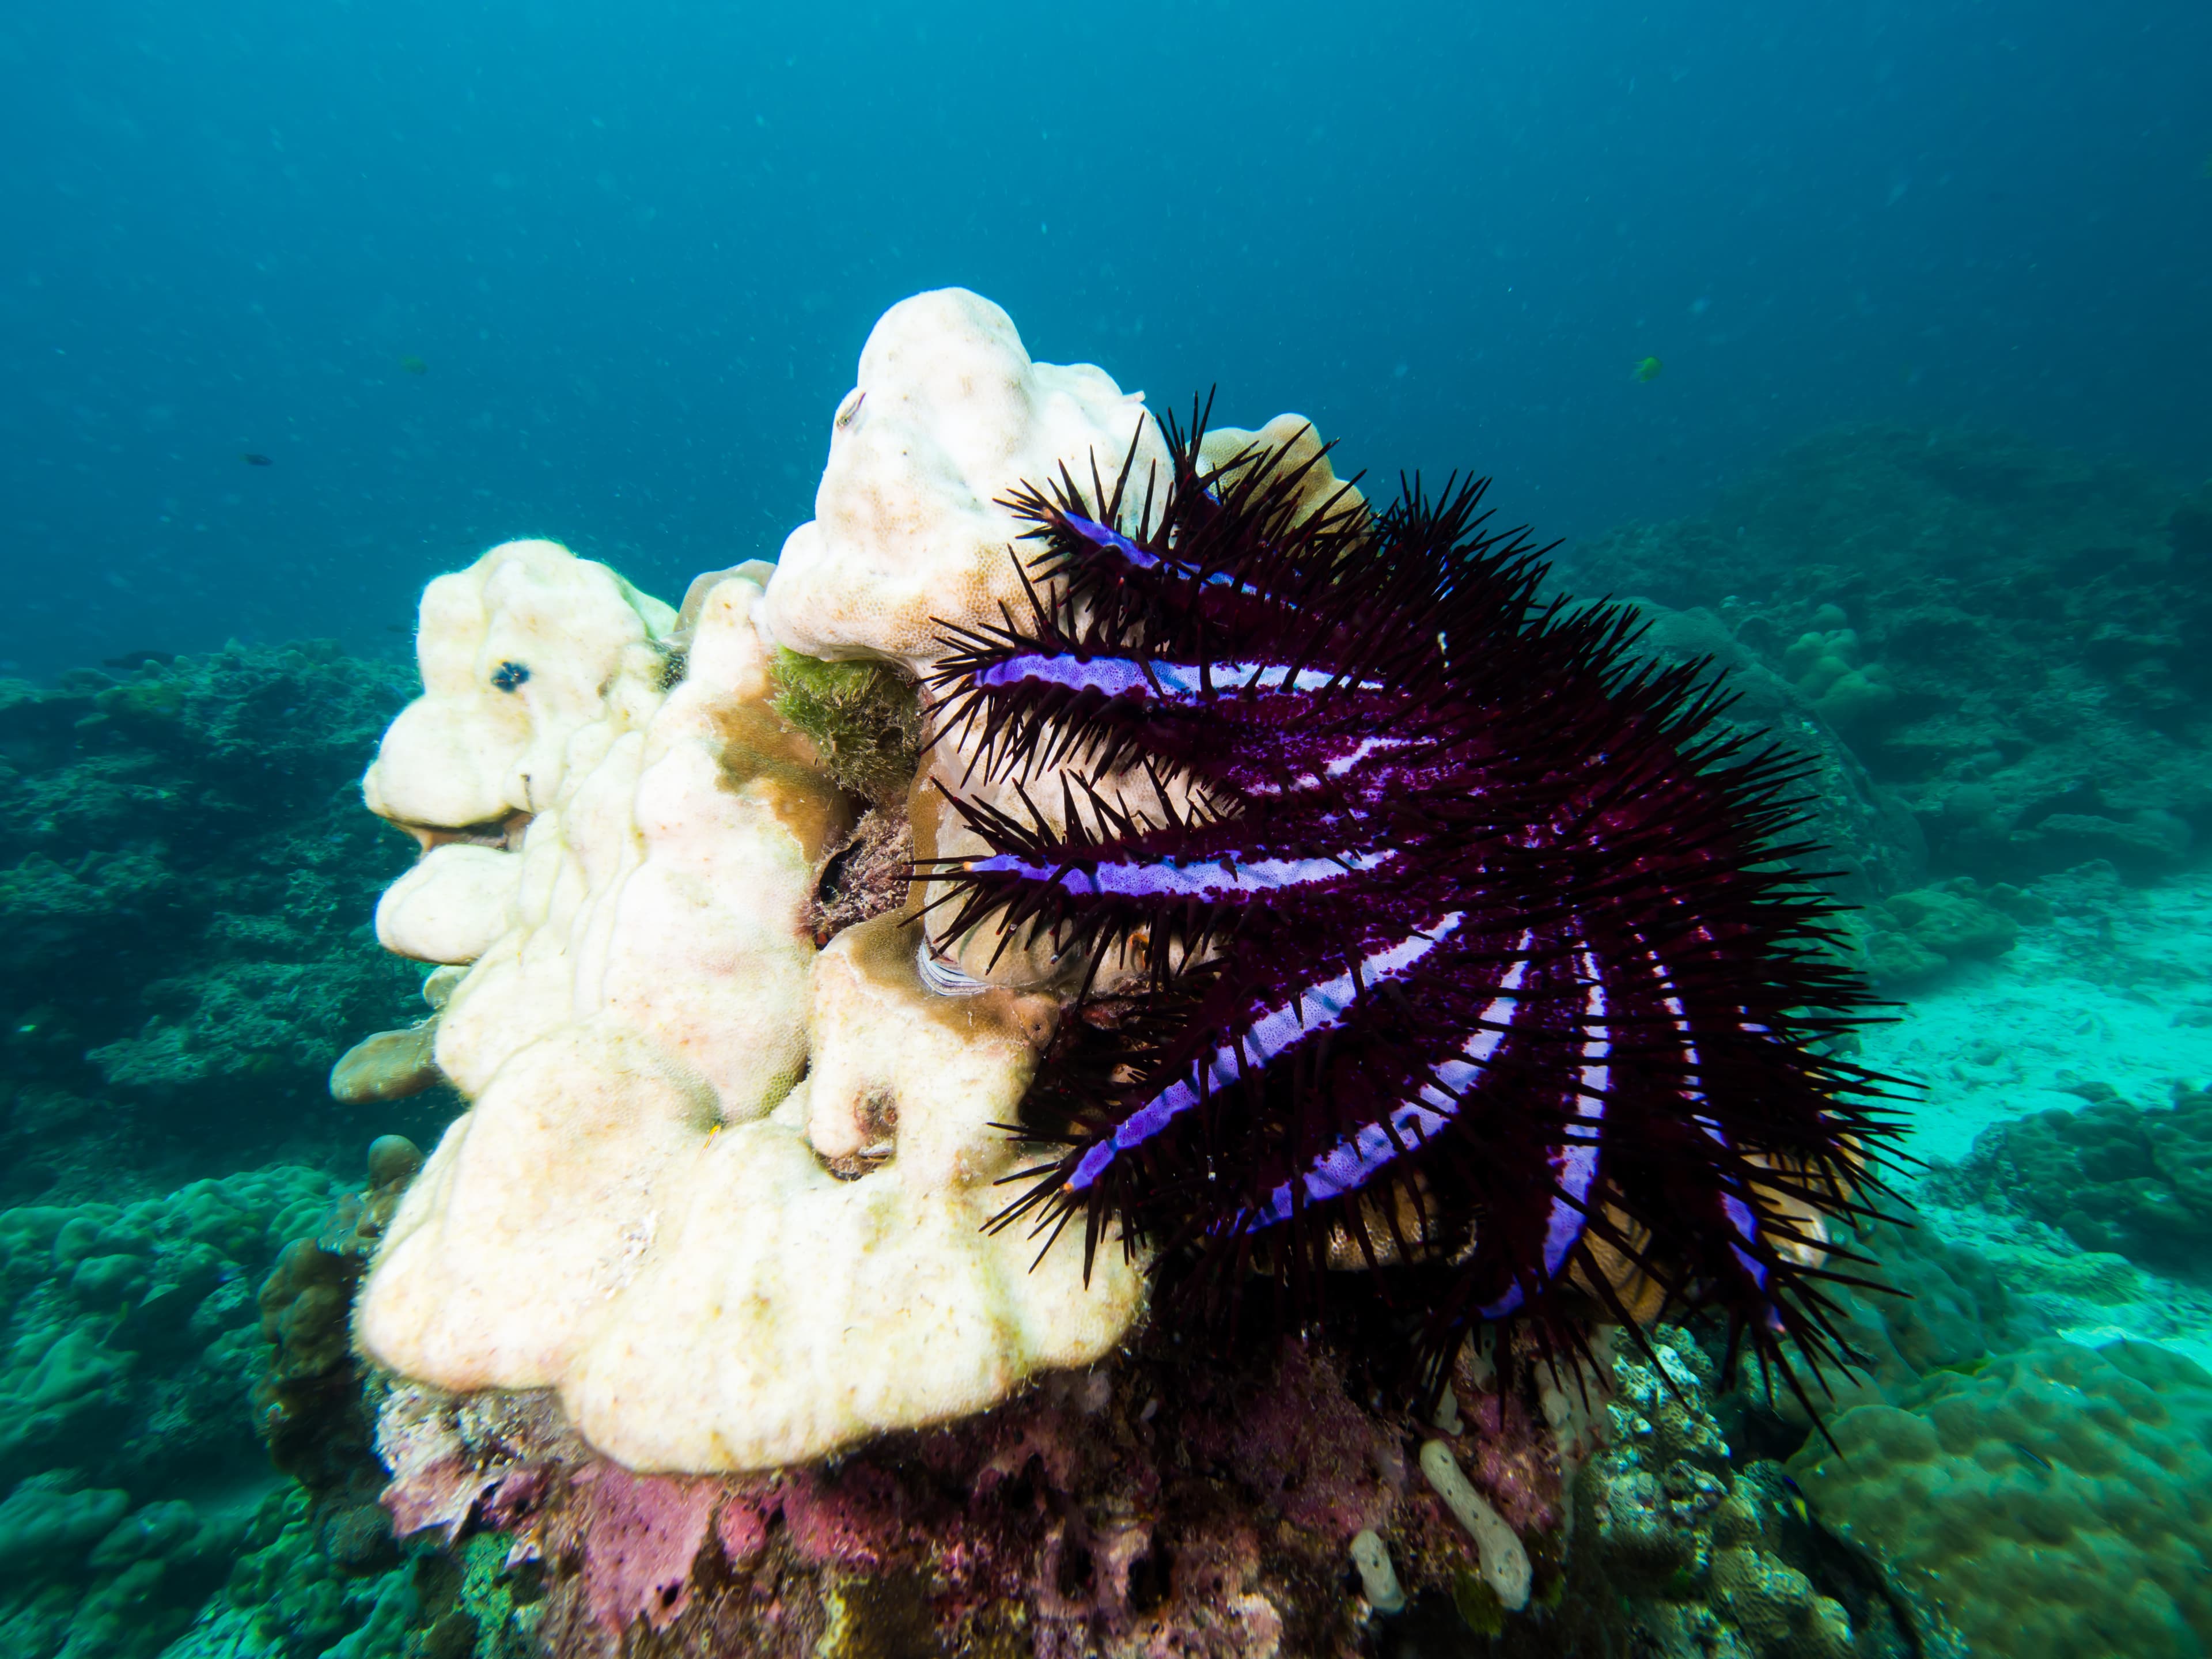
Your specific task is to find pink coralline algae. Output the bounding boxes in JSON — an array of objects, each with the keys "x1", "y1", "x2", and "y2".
[
  {"x1": 778, "y1": 1460, "x2": 914, "y2": 1570},
  {"x1": 1181, "y1": 1339, "x2": 1408, "y2": 1539},
  {"x1": 377, "y1": 1330, "x2": 1606, "y2": 1658},
  {"x1": 568, "y1": 1463, "x2": 724, "y2": 1634},
  {"x1": 1459, "y1": 1385, "x2": 1567, "y2": 1537}
]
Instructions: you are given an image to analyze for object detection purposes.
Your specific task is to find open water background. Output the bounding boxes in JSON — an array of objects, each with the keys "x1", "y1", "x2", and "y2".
[{"x1": 3, "y1": 0, "x2": 2209, "y2": 680}]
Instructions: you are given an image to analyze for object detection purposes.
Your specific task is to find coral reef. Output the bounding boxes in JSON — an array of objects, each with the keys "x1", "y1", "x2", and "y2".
[
  {"x1": 1602, "y1": 600, "x2": 1926, "y2": 913},
  {"x1": 1569, "y1": 1329, "x2": 1921, "y2": 1659},
  {"x1": 152, "y1": 1147, "x2": 537, "y2": 1659},
  {"x1": 308, "y1": 287, "x2": 1928, "y2": 1659},
  {"x1": 346, "y1": 289, "x2": 1888, "y2": 1482},
  {"x1": 257, "y1": 1135, "x2": 426, "y2": 1500},
  {"x1": 0, "y1": 640, "x2": 435, "y2": 1200},
  {"x1": 1848, "y1": 860, "x2": 2212, "y2": 1181},
  {"x1": 19, "y1": 295, "x2": 2197, "y2": 1659},
  {"x1": 1925, "y1": 1086, "x2": 2212, "y2": 1270},
  {"x1": 1736, "y1": 1213, "x2": 2025, "y2": 1430},
  {"x1": 365, "y1": 1323, "x2": 1608, "y2": 1659},
  {"x1": 1561, "y1": 426, "x2": 2212, "y2": 883},
  {"x1": 1859, "y1": 876, "x2": 2049, "y2": 987},
  {"x1": 0, "y1": 1163, "x2": 342, "y2": 1657},
  {"x1": 1789, "y1": 1338, "x2": 2212, "y2": 1659}
]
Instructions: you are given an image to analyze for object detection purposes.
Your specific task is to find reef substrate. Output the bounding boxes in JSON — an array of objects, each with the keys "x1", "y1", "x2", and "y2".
[
  {"x1": 1561, "y1": 429, "x2": 2212, "y2": 887},
  {"x1": 0, "y1": 639, "x2": 442, "y2": 1202}
]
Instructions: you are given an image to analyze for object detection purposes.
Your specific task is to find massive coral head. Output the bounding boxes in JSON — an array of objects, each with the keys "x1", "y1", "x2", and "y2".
[{"x1": 923, "y1": 406, "x2": 1902, "y2": 1403}]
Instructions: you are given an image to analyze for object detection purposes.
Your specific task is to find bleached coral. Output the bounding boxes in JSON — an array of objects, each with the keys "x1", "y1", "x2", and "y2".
[
  {"x1": 761, "y1": 287, "x2": 1169, "y2": 673},
  {"x1": 352, "y1": 292, "x2": 1164, "y2": 1472}
]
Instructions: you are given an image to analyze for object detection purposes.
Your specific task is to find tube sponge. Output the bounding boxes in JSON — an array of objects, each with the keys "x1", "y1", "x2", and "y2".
[
  {"x1": 1349, "y1": 1529, "x2": 1407, "y2": 1615},
  {"x1": 1419, "y1": 1439, "x2": 1533, "y2": 1612}
]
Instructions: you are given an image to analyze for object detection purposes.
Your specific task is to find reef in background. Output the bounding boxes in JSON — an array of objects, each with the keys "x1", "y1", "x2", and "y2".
[
  {"x1": 1561, "y1": 427, "x2": 2211, "y2": 887},
  {"x1": 0, "y1": 1161, "x2": 345, "y2": 1657},
  {"x1": 0, "y1": 641, "x2": 446, "y2": 1203}
]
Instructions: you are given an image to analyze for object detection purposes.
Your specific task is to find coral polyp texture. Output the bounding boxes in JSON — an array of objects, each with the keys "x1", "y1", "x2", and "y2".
[{"x1": 924, "y1": 404, "x2": 1897, "y2": 1395}]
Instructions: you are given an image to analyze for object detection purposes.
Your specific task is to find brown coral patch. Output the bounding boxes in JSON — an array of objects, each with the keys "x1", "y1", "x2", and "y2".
[{"x1": 807, "y1": 805, "x2": 913, "y2": 947}]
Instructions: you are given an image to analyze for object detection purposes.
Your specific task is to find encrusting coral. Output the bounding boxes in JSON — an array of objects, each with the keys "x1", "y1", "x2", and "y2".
[
  {"x1": 1789, "y1": 1337, "x2": 2212, "y2": 1659},
  {"x1": 0, "y1": 1163, "x2": 350, "y2": 1658}
]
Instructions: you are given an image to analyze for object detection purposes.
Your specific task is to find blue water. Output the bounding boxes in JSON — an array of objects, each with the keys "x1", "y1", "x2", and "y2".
[{"x1": 3, "y1": 0, "x2": 2207, "y2": 681}]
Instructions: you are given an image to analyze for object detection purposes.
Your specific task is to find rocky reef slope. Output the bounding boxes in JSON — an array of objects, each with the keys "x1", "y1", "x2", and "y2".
[
  {"x1": 1560, "y1": 427, "x2": 2211, "y2": 884},
  {"x1": 0, "y1": 642, "x2": 441, "y2": 1202}
]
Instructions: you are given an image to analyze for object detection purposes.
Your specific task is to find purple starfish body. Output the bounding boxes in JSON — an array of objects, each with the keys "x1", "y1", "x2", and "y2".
[{"x1": 922, "y1": 408, "x2": 1897, "y2": 1395}]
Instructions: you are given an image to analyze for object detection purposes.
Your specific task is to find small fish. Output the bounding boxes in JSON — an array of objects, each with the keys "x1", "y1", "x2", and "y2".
[
  {"x1": 399, "y1": 354, "x2": 427, "y2": 375},
  {"x1": 1633, "y1": 355, "x2": 1664, "y2": 383},
  {"x1": 241, "y1": 452, "x2": 274, "y2": 466},
  {"x1": 2009, "y1": 1441, "x2": 2052, "y2": 1472}
]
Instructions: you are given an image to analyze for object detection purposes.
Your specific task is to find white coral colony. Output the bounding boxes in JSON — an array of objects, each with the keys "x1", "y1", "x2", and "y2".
[{"x1": 351, "y1": 291, "x2": 1153, "y2": 1472}]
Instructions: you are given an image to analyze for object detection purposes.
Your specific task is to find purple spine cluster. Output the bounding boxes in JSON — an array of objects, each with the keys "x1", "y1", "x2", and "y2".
[{"x1": 923, "y1": 408, "x2": 1896, "y2": 1392}]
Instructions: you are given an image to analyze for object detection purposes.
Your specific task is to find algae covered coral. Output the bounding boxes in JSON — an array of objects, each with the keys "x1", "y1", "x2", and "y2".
[{"x1": 767, "y1": 647, "x2": 923, "y2": 807}]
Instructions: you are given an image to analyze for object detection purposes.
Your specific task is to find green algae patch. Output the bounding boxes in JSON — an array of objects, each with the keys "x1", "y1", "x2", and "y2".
[
  {"x1": 1452, "y1": 1569, "x2": 1505, "y2": 1635},
  {"x1": 770, "y1": 648, "x2": 923, "y2": 806}
]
